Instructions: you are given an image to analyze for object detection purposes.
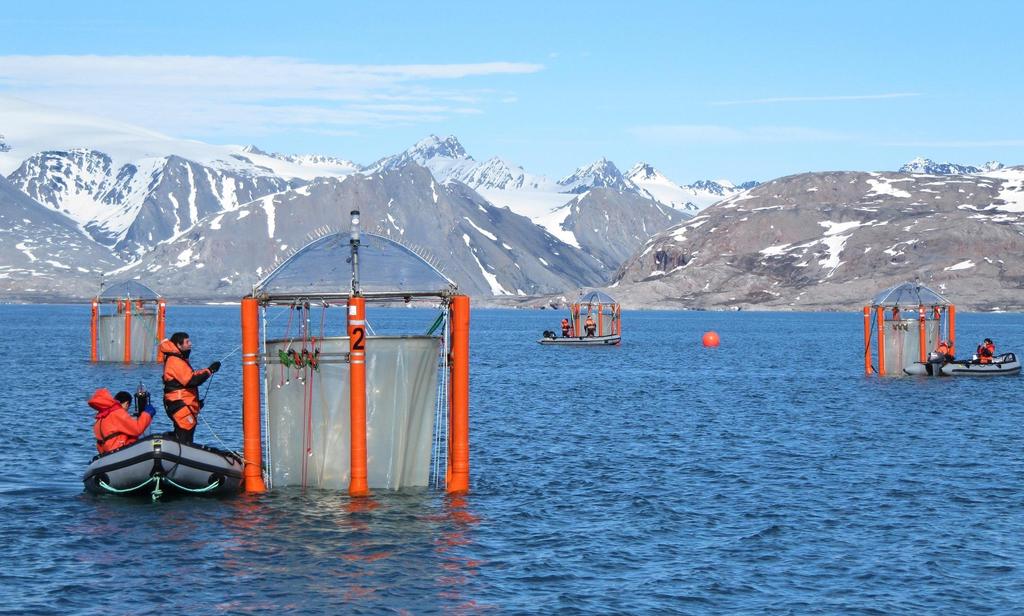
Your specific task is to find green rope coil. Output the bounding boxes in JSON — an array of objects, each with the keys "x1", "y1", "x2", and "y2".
[
  {"x1": 162, "y1": 477, "x2": 222, "y2": 494},
  {"x1": 98, "y1": 476, "x2": 156, "y2": 494}
]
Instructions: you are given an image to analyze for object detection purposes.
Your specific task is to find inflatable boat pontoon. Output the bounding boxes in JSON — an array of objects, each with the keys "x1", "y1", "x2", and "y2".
[
  {"x1": 83, "y1": 435, "x2": 243, "y2": 501},
  {"x1": 904, "y1": 352, "x2": 1020, "y2": 377},
  {"x1": 538, "y1": 332, "x2": 621, "y2": 346}
]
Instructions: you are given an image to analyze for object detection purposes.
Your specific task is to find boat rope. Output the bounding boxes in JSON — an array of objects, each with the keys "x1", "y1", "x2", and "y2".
[
  {"x1": 863, "y1": 309, "x2": 878, "y2": 374},
  {"x1": 162, "y1": 476, "x2": 222, "y2": 494},
  {"x1": 262, "y1": 305, "x2": 272, "y2": 489},
  {"x1": 128, "y1": 301, "x2": 163, "y2": 347},
  {"x1": 99, "y1": 475, "x2": 156, "y2": 494},
  {"x1": 426, "y1": 312, "x2": 445, "y2": 336},
  {"x1": 430, "y1": 307, "x2": 450, "y2": 488},
  {"x1": 151, "y1": 475, "x2": 162, "y2": 502},
  {"x1": 197, "y1": 411, "x2": 264, "y2": 478}
]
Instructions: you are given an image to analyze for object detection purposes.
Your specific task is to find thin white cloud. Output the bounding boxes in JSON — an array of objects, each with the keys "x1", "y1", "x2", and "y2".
[
  {"x1": 881, "y1": 139, "x2": 1024, "y2": 147},
  {"x1": 629, "y1": 124, "x2": 849, "y2": 144},
  {"x1": 0, "y1": 55, "x2": 543, "y2": 137},
  {"x1": 710, "y1": 93, "x2": 920, "y2": 106}
]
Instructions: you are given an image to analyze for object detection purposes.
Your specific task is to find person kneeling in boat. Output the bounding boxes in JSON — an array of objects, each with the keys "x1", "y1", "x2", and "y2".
[
  {"x1": 90, "y1": 389, "x2": 155, "y2": 454},
  {"x1": 976, "y1": 338, "x2": 995, "y2": 364},
  {"x1": 159, "y1": 332, "x2": 221, "y2": 444},
  {"x1": 584, "y1": 314, "x2": 597, "y2": 337}
]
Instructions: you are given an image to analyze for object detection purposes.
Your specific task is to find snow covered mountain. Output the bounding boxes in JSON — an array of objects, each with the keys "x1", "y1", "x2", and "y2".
[
  {"x1": 622, "y1": 162, "x2": 745, "y2": 213},
  {"x1": 367, "y1": 139, "x2": 690, "y2": 262},
  {"x1": 0, "y1": 174, "x2": 123, "y2": 299},
  {"x1": 0, "y1": 97, "x2": 765, "y2": 299},
  {"x1": 458, "y1": 156, "x2": 559, "y2": 191},
  {"x1": 898, "y1": 156, "x2": 1004, "y2": 175},
  {"x1": 1, "y1": 96, "x2": 362, "y2": 258},
  {"x1": 557, "y1": 158, "x2": 635, "y2": 194},
  {"x1": 8, "y1": 149, "x2": 295, "y2": 257},
  {"x1": 626, "y1": 163, "x2": 759, "y2": 213},
  {"x1": 116, "y1": 161, "x2": 608, "y2": 298},
  {"x1": 366, "y1": 135, "x2": 477, "y2": 180},
  {"x1": 549, "y1": 188, "x2": 687, "y2": 270}
]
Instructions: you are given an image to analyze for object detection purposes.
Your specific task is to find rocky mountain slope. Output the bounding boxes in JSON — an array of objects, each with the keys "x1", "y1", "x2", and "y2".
[
  {"x1": 551, "y1": 188, "x2": 687, "y2": 270},
  {"x1": 0, "y1": 175, "x2": 123, "y2": 300},
  {"x1": 114, "y1": 162, "x2": 608, "y2": 299},
  {"x1": 612, "y1": 168, "x2": 1024, "y2": 310},
  {"x1": 7, "y1": 149, "x2": 298, "y2": 258}
]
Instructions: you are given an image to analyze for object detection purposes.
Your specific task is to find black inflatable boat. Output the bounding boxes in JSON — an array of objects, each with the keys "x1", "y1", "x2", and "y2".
[{"x1": 83, "y1": 435, "x2": 243, "y2": 501}]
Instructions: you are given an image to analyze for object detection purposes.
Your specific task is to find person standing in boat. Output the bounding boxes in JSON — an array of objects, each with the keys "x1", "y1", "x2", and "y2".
[
  {"x1": 561, "y1": 318, "x2": 570, "y2": 337},
  {"x1": 159, "y1": 332, "x2": 220, "y2": 443},
  {"x1": 90, "y1": 389, "x2": 155, "y2": 454},
  {"x1": 584, "y1": 314, "x2": 597, "y2": 337},
  {"x1": 976, "y1": 338, "x2": 995, "y2": 364}
]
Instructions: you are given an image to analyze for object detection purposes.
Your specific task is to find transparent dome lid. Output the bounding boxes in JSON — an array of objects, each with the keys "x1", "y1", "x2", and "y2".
[
  {"x1": 578, "y1": 290, "x2": 618, "y2": 307},
  {"x1": 98, "y1": 280, "x2": 162, "y2": 301},
  {"x1": 255, "y1": 232, "x2": 455, "y2": 298},
  {"x1": 871, "y1": 282, "x2": 951, "y2": 307}
]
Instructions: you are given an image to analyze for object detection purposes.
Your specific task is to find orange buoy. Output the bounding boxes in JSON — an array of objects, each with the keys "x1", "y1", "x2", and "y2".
[{"x1": 702, "y1": 331, "x2": 720, "y2": 347}]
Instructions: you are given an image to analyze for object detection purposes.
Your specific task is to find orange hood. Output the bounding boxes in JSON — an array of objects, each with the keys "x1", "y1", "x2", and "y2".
[
  {"x1": 158, "y1": 339, "x2": 181, "y2": 357},
  {"x1": 88, "y1": 388, "x2": 121, "y2": 420}
]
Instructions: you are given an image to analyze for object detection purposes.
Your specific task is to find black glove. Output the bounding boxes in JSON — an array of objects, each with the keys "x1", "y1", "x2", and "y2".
[{"x1": 209, "y1": 361, "x2": 221, "y2": 374}]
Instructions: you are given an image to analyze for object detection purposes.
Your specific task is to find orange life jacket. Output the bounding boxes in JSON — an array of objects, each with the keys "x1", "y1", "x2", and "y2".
[
  {"x1": 89, "y1": 388, "x2": 152, "y2": 453},
  {"x1": 159, "y1": 339, "x2": 211, "y2": 430},
  {"x1": 978, "y1": 342, "x2": 995, "y2": 363},
  {"x1": 585, "y1": 316, "x2": 596, "y2": 331}
]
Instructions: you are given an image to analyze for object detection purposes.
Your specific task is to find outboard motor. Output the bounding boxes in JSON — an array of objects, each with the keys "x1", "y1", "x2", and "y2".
[
  {"x1": 927, "y1": 351, "x2": 944, "y2": 364},
  {"x1": 543, "y1": 330, "x2": 556, "y2": 340}
]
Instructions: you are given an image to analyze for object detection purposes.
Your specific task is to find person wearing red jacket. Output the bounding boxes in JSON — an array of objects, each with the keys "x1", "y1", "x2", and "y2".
[
  {"x1": 159, "y1": 332, "x2": 220, "y2": 444},
  {"x1": 90, "y1": 389, "x2": 154, "y2": 454}
]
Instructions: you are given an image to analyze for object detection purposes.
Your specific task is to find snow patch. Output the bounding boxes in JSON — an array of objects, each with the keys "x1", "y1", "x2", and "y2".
[
  {"x1": 175, "y1": 247, "x2": 194, "y2": 267},
  {"x1": 944, "y1": 260, "x2": 976, "y2": 271},
  {"x1": 463, "y1": 217, "x2": 497, "y2": 241},
  {"x1": 462, "y1": 233, "x2": 509, "y2": 295},
  {"x1": 866, "y1": 178, "x2": 912, "y2": 199}
]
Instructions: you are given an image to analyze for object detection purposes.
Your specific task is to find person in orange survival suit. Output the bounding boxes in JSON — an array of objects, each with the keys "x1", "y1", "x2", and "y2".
[
  {"x1": 935, "y1": 340, "x2": 954, "y2": 363},
  {"x1": 561, "y1": 318, "x2": 570, "y2": 337},
  {"x1": 90, "y1": 389, "x2": 154, "y2": 454},
  {"x1": 159, "y1": 332, "x2": 220, "y2": 443},
  {"x1": 584, "y1": 314, "x2": 596, "y2": 337},
  {"x1": 976, "y1": 338, "x2": 995, "y2": 364}
]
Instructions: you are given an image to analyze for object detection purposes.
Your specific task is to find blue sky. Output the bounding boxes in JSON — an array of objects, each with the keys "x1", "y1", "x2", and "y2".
[{"x1": 2, "y1": 1, "x2": 1022, "y2": 183}]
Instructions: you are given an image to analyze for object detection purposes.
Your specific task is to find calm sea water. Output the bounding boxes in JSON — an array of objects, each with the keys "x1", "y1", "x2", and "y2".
[{"x1": 0, "y1": 304, "x2": 1022, "y2": 614}]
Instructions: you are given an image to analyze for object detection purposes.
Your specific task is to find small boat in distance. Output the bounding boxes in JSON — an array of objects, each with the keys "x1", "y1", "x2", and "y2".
[
  {"x1": 83, "y1": 435, "x2": 243, "y2": 501},
  {"x1": 539, "y1": 290, "x2": 621, "y2": 346}
]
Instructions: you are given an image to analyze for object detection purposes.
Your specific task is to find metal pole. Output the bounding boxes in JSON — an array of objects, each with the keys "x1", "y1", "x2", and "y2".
[
  {"x1": 350, "y1": 209, "x2": 361, "y2": 295},
  {"x1": 90, "y1": 299, "x2": 99, "y2": 362}
]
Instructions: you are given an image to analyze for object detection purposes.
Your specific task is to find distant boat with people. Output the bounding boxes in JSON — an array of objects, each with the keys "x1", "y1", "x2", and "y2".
[{"x1": 539, "y1": 290, "x2": 621, "y2": 346}]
